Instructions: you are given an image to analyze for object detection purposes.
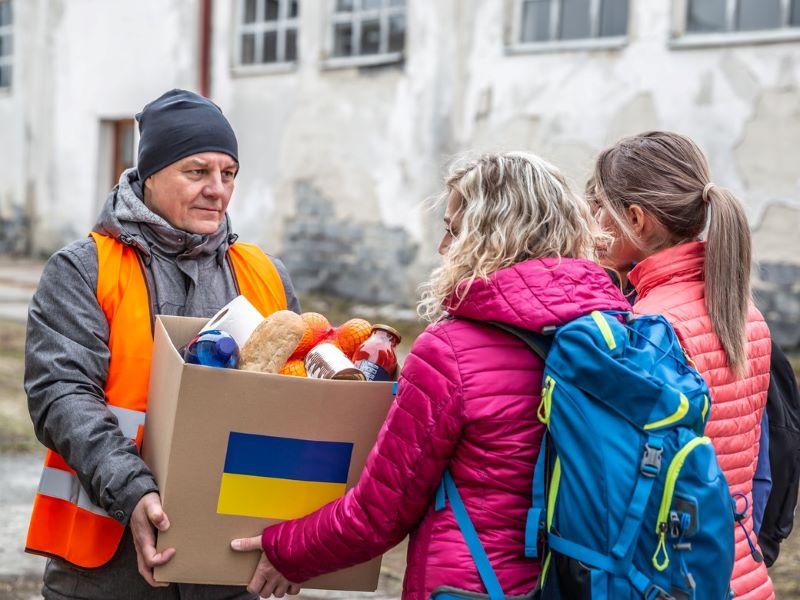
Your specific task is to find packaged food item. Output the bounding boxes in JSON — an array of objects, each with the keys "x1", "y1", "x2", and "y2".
[
  {"x1": 352, "y1": 325, "x2": 401, "y2": 382},
  {"x1": 305, "y1": 343, "x2": 366, "y2": 381},
  {"x1": 290, "y1": 313, "x2": 336, "y2": 360},
  {"x1": 240, "y1": 310, "x2": 305, "y2": 374},
  {"x1": 335, "y1": 318, "x2": 372, "y2": 358},
  {"x1": 279, "y1": 359, "x2": 307, "y2": 378},
  {"x1": 182, "y1": 330, "x2": 240, "y2": 369}
]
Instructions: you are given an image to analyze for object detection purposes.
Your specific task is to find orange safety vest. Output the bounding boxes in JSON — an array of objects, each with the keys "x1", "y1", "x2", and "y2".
[{"x1": 25, "y1": 232, "x2": 287, "y2": 568}]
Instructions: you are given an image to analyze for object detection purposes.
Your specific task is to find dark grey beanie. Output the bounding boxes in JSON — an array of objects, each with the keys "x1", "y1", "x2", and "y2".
[{"x1": 135, "y1": 89, "x2": 239, "y2": 181}]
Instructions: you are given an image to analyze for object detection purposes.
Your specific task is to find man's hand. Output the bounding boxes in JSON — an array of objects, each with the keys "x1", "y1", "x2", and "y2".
[
  {"x1": 231, "y1": 536, "x2": 301, "y2": 598},
  {"x1": 130, "y1": 492, "x2": 175, "y2": 587}
]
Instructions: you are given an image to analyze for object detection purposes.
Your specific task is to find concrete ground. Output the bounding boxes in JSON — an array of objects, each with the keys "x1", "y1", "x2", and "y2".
[{"x1": 1, "y1": 258, "x2": 798, "y2": 598}]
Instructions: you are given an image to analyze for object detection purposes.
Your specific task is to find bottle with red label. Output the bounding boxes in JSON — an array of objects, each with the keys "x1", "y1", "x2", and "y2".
[{"x1": 353, "y1": 324, "x2": 401, "y2": 382}]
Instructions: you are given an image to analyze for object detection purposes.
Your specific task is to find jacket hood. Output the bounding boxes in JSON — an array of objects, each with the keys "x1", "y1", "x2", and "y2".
[
  {"x1": 447, "y1": 257, "x2": 630, "y2": 332},
  {"x1": 93, "y1": 168, "x2": 235, "y2": 265}
]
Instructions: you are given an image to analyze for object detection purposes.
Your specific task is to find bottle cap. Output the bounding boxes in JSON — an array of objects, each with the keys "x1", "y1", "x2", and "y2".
[
  {"x1": 216, "y1": 335, "x2": 238, "y2": 359},
  {"x1": 372, "y1": 324, "x2": 401, "y2": 343}
]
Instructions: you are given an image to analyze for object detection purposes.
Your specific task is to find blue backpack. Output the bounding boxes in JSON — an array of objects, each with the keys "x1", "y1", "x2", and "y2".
[{"x1": 431, "y1": 311, "x2": 751, "y2": 600}]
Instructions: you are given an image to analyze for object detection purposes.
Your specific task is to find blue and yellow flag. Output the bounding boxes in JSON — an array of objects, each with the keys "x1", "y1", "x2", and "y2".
[{"x1": 217, "y1": 432, "x2": 354, "y2": 520}]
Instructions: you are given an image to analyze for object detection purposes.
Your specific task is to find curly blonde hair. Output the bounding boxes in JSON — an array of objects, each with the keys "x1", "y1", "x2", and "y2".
[{"x1": 418, "y1": 152, "x2": 597, "y2": 322}]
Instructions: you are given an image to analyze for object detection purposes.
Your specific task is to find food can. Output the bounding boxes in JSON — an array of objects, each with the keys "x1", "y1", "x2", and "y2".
[{"x1": 305, "y1": 343, "x2": 366, "y2": 381}]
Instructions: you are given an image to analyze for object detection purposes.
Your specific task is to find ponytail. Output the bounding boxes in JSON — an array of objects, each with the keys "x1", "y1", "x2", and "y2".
[
  {"x1": 590, "y1": 131, "x2": 753, "y2": 378},
  {"x1": 704, "y1": 186, "x2": 751, "y2": 376}
]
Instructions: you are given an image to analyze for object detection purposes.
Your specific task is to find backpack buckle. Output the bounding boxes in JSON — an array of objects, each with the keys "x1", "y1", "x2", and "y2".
[
  {"x1": 644, "y1": 584, "x2": 676, "y2": 600},
  {"x1": 640, "y1": 444, "x2": 663, "y2": 477}
]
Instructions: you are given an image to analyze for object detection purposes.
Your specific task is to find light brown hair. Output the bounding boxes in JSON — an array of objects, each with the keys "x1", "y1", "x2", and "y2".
[
  {"x1": 418, "y1": 152, "x2": 597, "y2": 322},
  {"x1": 589, "y1": 131, "x2": 751, "y2": 376}
]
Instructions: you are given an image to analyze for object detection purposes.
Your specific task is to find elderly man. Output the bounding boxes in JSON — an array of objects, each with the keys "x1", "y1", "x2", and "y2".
[{"x1": 24, "y1": 89, "x2": 298, "y2": 599}]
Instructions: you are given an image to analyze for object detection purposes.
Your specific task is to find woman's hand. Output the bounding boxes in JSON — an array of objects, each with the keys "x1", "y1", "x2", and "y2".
[{"x1": 231, "y1": 536, "x2": 301, "y2": 598}]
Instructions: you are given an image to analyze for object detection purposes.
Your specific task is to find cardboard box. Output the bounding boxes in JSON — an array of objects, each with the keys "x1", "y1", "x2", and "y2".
[{"x1": 143, "y1": 315, "x2": 395, "y2": 590}]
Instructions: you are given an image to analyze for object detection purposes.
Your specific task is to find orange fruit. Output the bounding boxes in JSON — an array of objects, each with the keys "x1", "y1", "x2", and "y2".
[
  {"x1": 289, "y1": 312, "x2": 335, "y2": 360},
  {"x1": 280, "y1": 359, "x2": 307, "y2": 377},
  {"x1": 336, "y1": 318, "x2": 372, "y2": 358}
]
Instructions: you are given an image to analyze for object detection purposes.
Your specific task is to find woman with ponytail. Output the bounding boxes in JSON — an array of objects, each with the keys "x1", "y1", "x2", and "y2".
[{"x1": 589, "y1": 131, "x2": 774, "y2": 600}]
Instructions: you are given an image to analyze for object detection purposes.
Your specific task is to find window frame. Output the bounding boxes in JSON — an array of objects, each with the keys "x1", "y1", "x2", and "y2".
[
  {"x1": 322, "y1": 0, "x2": 406, "y2": 70},
  {"x1": 0, "y1": 0, "x2": 13, "y2": 92},
  {"x1": 232, "y1": 0, "x2": 300, "y2": 76},
  {"x1": 507, "y1": 0, "x2": 629, "y2": 55},
  {"x1": 671, "y1": 0, "x2": 800, "y2": 49}
]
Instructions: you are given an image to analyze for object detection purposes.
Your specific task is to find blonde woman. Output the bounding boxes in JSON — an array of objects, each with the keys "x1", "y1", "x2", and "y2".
[
  {"x1": 232, "y1": 153, "x2": 629, "y2": 599},
  {"x1": 589, "y1": 131, "x2": 774, "y2": 599}
]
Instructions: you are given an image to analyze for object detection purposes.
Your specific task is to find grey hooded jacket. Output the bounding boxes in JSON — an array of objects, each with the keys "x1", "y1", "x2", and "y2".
[{"x1": 25, "y1": 169, "x2": 300, "y2": 525}]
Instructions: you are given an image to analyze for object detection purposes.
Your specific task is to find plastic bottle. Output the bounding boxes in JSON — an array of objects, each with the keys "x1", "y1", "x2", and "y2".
[{"x1": 182, "y1": 329, "x2": 240, "y2": 369}]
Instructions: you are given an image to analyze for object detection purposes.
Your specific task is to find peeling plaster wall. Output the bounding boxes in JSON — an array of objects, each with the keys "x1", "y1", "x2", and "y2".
[
  {"x1": 0, "y1": 0, "x2": 798, "y2": 327},
  {"x1": 0, "y1": 0, "x2": 200, "y2": 255}
]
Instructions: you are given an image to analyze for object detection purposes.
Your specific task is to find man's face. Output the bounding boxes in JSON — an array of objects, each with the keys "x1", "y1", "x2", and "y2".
[{"x1": 143, "y1": 152, "x2": 239, "y2": 234}]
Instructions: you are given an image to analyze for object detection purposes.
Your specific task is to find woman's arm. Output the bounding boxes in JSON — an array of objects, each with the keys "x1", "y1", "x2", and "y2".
[{"x1": 260, "y1": 325, "x2": 464, "y2": 583}]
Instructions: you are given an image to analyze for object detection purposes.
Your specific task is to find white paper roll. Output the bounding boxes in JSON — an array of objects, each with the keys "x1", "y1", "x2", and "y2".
[{"x1": 200, "y1": 295, "x2": 265, "y2": 349}]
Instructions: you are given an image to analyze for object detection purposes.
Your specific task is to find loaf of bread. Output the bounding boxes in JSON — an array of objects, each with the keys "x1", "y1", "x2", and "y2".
[{"x1": 239, "y1": 310, "x2": 305, "y2": 374}]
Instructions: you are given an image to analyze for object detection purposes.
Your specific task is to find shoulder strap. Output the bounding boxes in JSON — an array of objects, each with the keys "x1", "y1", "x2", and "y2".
[
  {"x1": 436, "y1": 470, "x2": 505, "y2": 600},
  {"x1": 487, "y1": 321, "x2": 552, "y2": 360},
  {"x1": 455, "y1": 317, "x2": 553, "y2": 360}
]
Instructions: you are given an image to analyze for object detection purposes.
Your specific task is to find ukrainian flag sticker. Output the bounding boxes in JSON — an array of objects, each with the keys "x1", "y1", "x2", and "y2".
[{"x1": 217, "y1": 432, "x2": 354, "y2": 520}]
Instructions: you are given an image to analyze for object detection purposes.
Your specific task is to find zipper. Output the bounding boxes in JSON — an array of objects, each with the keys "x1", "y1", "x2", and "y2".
[
  {"x1": 538, "y1": 376, "x2": 555, "y2": 425},
  {"x1": 651, "y1": 436, "x2": 711, "y2": 570}
]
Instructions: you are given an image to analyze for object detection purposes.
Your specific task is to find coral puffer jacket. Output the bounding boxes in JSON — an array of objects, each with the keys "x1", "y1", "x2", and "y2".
[
  {"x1": 261, "y1": 258, "x2": 629, "y2": 599},
  {"x1": 630, "y1": 241, "x2": 774, "y2": 600}
]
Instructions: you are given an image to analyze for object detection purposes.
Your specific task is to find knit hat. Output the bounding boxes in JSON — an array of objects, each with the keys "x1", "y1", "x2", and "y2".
[{"x1": 135, "y1": 89, "x2": 238, "y2": 181}]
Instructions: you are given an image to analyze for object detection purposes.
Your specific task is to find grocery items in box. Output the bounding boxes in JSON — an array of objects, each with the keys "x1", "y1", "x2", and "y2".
[
  {"x1": 239, "y1": 310, "x2": 305, "y2": 374},
  {"x1": 335, "y1": 318, "x2": 372, "y2": 357},
  {"x1": 182, "y1": 330, "x2": 240, "y2": 369},
  {"x1": 305, "y1": 343, "x2": 366, "y2": 381},
  {"x1": 290, "y1": 313, "x2": 336, "y2": 360},
  {"x1": 352, "y1": 325, "x2": 401, "y2": 381},
  {"x1": 279, "y1": 359, "x2": 307, "y2": 378},
  {"x1": 191, "y1": 296, "x2": 401, "y2": 381},
  {"x1": 200, "y1": 295, "x2": 265, "y2": 349}
]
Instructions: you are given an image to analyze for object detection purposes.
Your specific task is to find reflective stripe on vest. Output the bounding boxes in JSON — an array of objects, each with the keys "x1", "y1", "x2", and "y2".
[{"x1": 26, "y1": 232, "x2": 287, "y2": 568}]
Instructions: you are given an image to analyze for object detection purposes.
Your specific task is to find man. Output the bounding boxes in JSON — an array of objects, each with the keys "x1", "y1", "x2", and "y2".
[{"x1": 24, "y1": 89, "x2": 299, "y2": 599}]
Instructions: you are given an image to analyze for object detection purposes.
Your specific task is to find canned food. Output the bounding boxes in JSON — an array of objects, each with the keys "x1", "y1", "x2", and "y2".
[{"x1": 305, "y1": 343, "x2": 366, "y2": 381}]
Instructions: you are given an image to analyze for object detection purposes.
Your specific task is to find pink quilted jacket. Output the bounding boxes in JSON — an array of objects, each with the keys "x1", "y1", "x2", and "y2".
[
  {"x1": 261, "y1": 258, "x2": 629, "y2": 599},
  {"x1": 630, "y1": 241, "x2": 774, "y2": 600}
]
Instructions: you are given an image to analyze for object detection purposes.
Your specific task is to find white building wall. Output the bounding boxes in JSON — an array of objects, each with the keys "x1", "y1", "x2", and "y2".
[
  {"x1": 0, "y1": 0, "x2": 202, "y2": 252},
  {"x1": 0, "y1": 0, "x2": 798, "y2": 330}
]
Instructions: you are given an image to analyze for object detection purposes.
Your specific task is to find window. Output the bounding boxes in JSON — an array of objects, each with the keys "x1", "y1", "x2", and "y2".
[
  {"x1": 685, "y1": 0, "x2": 799, "y2": 34},
  {"x1": 237, "y1": 0, "x2": 299, "y2": 67},
  {"x1": 0, "y1": 0, "x2": 12, "y2": 90},
  {"x1": 328, "y1": 0, "x2": 406, "y2": 66},
  {"x1": 517, "y1": 0, "x2": 629, "y2": 46},
  {"x1": 97, "y1": 119, "x2": 137, "y2": 211},
  {"x1": 111, "y1": 120, "x2": 136, "y2": 184}
]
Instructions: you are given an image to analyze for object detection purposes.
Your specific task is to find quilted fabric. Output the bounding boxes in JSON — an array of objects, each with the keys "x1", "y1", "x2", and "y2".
[
  {"x1": 630, "y1": 241, "x2": 774, "y2": 600},
  {"x1": 261, "y1": 257, "x2": 629, "y2": 599}
]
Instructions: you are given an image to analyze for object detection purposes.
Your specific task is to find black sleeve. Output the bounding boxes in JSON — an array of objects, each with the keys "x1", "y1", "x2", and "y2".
[{"x1": 758, "y1": 341, "x2": 800, "y2": 567}]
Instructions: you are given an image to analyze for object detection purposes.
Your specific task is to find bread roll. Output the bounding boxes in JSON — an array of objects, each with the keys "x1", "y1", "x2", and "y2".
[{"x1": 239, "y1": 310, "x2": 305, "y2": 374}]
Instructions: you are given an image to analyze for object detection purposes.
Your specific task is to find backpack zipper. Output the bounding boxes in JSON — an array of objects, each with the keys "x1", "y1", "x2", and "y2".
[{"x1": 651, "y1": 436, "x2": 711, "y2": 571}]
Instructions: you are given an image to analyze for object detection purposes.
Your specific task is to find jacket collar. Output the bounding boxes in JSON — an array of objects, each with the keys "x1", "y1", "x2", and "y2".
[{"x1": 628, "y1": 240, "x2": 705, "y2": 301}]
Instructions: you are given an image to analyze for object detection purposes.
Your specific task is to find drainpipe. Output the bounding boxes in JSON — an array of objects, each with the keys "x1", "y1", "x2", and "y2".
[{"x1": 199, "y1": 0, "x2": 212, "y2": 97}]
